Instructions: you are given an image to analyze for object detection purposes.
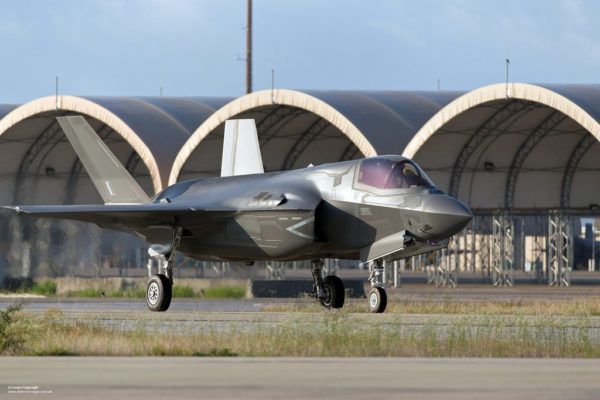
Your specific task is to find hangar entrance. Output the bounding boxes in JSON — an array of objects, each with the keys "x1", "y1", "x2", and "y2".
[
  {"x1": 410, "y1": 96, "x2": 600, "y2": 287},
  {"x1": 0, "y1": 111, "x2": 153, "y2": 280},
  {"x1": 176, "y1": 105, "x2": 363, "y2": 181}
]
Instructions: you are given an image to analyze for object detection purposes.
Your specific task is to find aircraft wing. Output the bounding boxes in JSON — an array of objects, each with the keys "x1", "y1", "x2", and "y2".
[
  {"x1": 2, "y1": 203, "x2": 236, "y2": 233},
  {"x1": 3, "y1": 198, "x2": 318, "y2": 232}
]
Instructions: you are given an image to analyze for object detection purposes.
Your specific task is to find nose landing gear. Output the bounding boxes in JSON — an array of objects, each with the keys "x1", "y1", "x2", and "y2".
[
  {"x1": 367, "y1": 259, "x2": 387, "y2": 313},
  {"x1": 367, "y1": 287, "x2": 387, "y2": 313}
]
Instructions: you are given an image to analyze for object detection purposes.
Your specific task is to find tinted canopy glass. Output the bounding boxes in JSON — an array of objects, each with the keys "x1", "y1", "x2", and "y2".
[
  {"x1": 358, "y1": 158, "x2": 434, "y2": 190},
  {"x1": 153, "y1": 180, "x2": 196, "y2": 202}
]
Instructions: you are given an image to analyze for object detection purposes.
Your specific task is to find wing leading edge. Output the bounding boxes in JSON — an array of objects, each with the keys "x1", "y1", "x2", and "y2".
[{"x1": 3, "y1": 204, "x2": 208, "y2": 231}]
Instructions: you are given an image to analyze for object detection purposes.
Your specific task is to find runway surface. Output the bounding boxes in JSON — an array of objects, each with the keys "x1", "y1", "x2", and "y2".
[{"x1": 3, "y1": 357, "x2": 600, "y2": 399}]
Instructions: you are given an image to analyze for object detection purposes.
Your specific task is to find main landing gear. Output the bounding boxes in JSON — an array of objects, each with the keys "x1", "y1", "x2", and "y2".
[
  {"x1": 146, "y1": 227, "x2": 181, "y2": 312},
  {"x1": 310, "y1": 258, "x2": 388, "y2": 313},
  {"x1": 367, "y1": 259, "x2": 387, "y2": 313},
  {"x1": 146, "y1": 273, "x2": 172, "y2": 312},
  {"x1": 311, "y1": 259, "x2": 345, "y2": 309}
]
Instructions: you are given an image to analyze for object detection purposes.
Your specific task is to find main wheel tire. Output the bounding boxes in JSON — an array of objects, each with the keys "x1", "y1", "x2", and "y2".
[
  {"x1": 320, "y1": 275, "x2": 345, "y2": 309},
  {"x1": 146, "y1": 274, "x2": 172, "y2": 312},
  {"x1": 368, "y1": 287, "x2": 387, "y2": 313}
]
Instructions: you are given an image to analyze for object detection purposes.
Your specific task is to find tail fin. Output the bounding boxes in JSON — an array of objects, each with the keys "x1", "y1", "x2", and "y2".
[
  {"x1": 220, "y1": 119, "x2": 264, "y2": 177},
  {"x1": 56, "y1": 116, "x2": 151, "y2": 204}
]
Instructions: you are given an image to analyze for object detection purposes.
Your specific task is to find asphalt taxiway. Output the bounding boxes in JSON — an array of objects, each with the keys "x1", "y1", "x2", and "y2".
[
  {"x1": 3, "y1": 283, "x2": 600, "y2": 313},
  {"x1": 3, "y1": 357, "x2": 600, "y2": 400}
]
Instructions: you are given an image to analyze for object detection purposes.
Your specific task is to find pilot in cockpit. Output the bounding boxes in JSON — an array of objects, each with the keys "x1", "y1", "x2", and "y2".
[{"x1": 400, "y1": 164, "x2": 418, "y2": 188}]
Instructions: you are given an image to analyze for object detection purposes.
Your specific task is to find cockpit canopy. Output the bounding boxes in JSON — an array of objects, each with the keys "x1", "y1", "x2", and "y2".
[{"x1": 357, "y1": 157, "x2": 434, "y2": 190}]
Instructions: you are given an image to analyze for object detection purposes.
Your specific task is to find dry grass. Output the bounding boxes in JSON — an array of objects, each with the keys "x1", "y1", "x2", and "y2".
[
  {"x1": 2, "y1": 306, "x2": 599, "y2": 358},
  {"x1": 263, "y1": 298, "x2": 600, "y2": 316}
]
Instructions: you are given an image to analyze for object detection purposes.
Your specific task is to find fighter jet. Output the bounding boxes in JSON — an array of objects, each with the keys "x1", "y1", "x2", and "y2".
[{"x1": 4, "y1": 116, "x2": 472, "y2": 313}]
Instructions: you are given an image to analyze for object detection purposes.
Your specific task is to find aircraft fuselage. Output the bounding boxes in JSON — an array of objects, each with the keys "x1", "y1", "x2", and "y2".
[{"x1": 152, "y1": 155, "x2": 472, "y2": 262}]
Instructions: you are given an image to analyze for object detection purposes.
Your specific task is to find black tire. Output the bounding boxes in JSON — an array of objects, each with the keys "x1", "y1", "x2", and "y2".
[
  {"x1": 146, "y1": 274, "x2": 172, "y2": 312},
  {"x1": 368, "y1": 287, "x2": 387, "y2": 313},
  {"x1": 320, "y1": 275, "x2": 345, "y2": 309}
]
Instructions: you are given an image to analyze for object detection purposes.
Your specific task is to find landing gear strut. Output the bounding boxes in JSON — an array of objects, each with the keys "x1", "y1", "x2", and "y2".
[
  {"x1": 311, "y1": 259, "x2": 344, "y2": 309},
  {"x1": 367, "y1": 259, "x2": 387, "y2": 313},
  {"x1": 146, "y1": 227, "x2": 181, "y2": 312}
]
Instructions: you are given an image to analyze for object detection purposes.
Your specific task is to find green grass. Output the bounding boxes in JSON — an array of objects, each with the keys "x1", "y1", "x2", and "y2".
[
  {"x1": 0, "y1": 279, "x2": 246, "y2": 299},
  {"x1": 30, "y1": 280, "x2": 57, "y2": 296},
  {"x1": 64, "y1": 288, "x2": 105, "y2": 298},
  {"x1": 0, "y1": 280, "x2": 57, "y2": 296},
  {"x1": 0, "y1": 304, "x2": 24, "y2": 354},
  {"x1": 65, "y1": 287, "x2": 146, "y2": 298},
  {"x1": 63, "y1": 285, "x2": 247, "y2": 299},
  {"x1": 173, "y1": 286, "x2": 196, "y2": 298},
  {"x1": 201, "y1": 286, "x2": 246, "y2": 299}
]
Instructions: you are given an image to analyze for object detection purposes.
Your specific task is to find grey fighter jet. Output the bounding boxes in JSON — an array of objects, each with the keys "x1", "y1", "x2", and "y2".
[{"x1": 4, "y1": 116, "x2": 472, "y2": 313}]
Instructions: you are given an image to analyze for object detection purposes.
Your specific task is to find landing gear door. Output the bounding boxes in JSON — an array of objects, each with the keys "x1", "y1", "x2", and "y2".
[{"x1": 146, "y1": 225, "x2": 175, "y2": 256}]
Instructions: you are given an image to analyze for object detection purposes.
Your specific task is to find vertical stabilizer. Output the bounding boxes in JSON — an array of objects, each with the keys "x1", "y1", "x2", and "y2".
[
  {"x1": 56, "y1": 116, "x2": 151, "y2": 204},
  {"x1": 221, "y1": 119, "x2": 264, "y2": 177}
]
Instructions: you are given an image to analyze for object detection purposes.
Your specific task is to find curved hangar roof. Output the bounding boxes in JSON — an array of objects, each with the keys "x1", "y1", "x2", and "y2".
[
  {"x1": 0, "y1": 95, "x2": 232, "y2": 204},
  {"x1": 0, "y1": 84, "x2": 598, "y2": 213},
  {"x1": 405, "y1": 83, "x2": 600, "y2": 212},
  {"x1": 171, "y1": 84, "x2": 600, "y2": 213},
  {"x1": 170, "y1": 89, "x2": 463, "y2": 183}
]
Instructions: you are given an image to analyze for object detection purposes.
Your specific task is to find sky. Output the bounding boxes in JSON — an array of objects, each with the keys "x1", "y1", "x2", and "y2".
[{"x1": 0, "y1": 0, "x2": 599, "y2": 104}]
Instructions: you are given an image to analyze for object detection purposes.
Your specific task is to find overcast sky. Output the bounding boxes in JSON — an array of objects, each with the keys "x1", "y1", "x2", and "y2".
[{"x1": 0, "y1": 0, "x2": 598, "y2": 104}]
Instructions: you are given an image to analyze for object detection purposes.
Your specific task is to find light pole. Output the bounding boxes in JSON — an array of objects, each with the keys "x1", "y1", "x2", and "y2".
[
  {"x1": 246, "y1": 0, "x2": 252, "y2": 94},
  {"x1": 505, "y1": 58, "x2": 510, "y2": 98}
]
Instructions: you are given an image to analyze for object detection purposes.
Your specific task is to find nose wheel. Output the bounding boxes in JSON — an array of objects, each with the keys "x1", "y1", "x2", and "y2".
[{"x1": 368, "y1": 287, "x2": 387, "y2": 313}]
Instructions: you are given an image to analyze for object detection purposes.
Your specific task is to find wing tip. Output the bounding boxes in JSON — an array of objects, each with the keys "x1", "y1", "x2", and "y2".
[{"x1": 0, "y1": 206, "x2": 23, "y2": 215}]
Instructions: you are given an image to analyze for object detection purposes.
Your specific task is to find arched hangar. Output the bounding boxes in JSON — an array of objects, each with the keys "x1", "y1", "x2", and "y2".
[
  {"x1": 172, "y1": 84, "x2": 600, "y2": 215},
  {"x1": 0, "y1": 83, "x2": 599, "y2": 278},
  {"x1": 405, "y1": 83, "x2": 600, "y2": 213},
  {"x1": 0, "y1": 95, "x2": 233, "y2": 205},
  {"x1": 170, "y1": 89, "x2": 463, "y2": 183}
]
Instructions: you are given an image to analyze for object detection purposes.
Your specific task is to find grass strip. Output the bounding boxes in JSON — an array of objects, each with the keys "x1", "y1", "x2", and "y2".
[
  {"x1": 1, "y1": 306, "x2": 599, "y2": 357},
  {"x1": 264, "y1": 298, "x2": 600, "y2": 316},
  {"x1": 63, "y1": 285, "x2": 246, "y2": 299},
  {"x1": 2, "y1": 280, "x2": 246, "y2": 299}
]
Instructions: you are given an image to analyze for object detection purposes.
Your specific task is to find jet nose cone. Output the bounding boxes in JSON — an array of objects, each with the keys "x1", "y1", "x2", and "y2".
[{"x1": 419, "y1": 194, "x2": 473, "y2": 239}]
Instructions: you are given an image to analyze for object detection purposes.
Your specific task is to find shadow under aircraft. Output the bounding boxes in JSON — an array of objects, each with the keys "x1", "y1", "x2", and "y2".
[{"x1": 4, "y1": 116, "x2": 472, "y2": 313}]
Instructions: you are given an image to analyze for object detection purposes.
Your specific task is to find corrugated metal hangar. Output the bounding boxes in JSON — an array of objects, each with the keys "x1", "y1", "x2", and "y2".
[{"x1": 1, "y1": 82, "x2": 599, "y2": 285}]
